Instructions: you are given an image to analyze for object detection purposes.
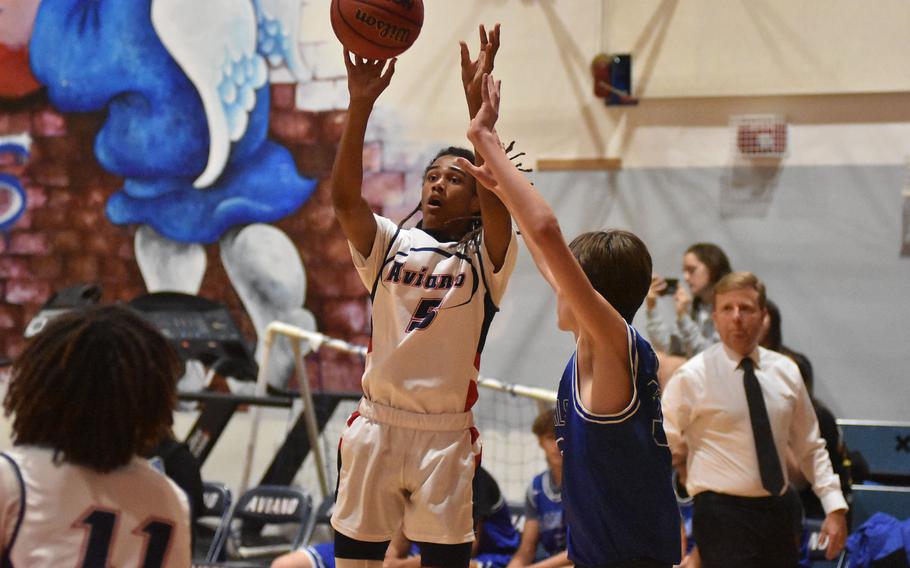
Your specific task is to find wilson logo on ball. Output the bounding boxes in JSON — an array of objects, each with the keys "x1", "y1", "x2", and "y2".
[{"x1": 354, "y1": 9, "x2": 412, "y2": 43}]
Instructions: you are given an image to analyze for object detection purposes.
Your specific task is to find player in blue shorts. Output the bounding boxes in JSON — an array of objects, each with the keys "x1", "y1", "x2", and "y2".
[
  {"x1": 271, "y1": 467, "x2": 518, "y2": 568},
  {"x1": 507, "y1": 408, "x2": 568, "y2": 567},
  {"x1": 456, "y1": 74, "x2": 681, "y2": 568}
]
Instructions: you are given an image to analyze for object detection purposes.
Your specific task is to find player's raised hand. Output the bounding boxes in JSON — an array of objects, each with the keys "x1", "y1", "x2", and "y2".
[
  {"x1": 467, "y1": 73, "x2": 501, "y2": 140},
  {"x1": 343, "y1": 49, "x2": 396, "y2": 105},
  {"x1": 460, "y1": 73, "x2": 506, "y2": 191},
  {"x1": 460, "y1": 23, "x2": 501, "y2": 117}
]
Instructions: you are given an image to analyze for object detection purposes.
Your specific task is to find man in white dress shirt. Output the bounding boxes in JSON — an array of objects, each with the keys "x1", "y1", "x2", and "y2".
[{"x1": 661, "y1": 272, "x2": 847, "y2": 567}]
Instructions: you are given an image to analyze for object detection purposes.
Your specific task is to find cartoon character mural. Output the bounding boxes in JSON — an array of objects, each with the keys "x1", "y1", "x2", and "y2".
[
  {"x1": 27, "y1": 0, "x2": 320, "y2": 389},
  {"x1": 0, "y1": 135, "x2": 30, "y2": 233},
  {"x1": 0, "y1": 0, "x2": 41, "y2": 230}
]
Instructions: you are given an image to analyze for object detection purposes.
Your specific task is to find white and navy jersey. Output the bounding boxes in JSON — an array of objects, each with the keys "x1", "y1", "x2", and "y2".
[
  {"x1": 554, "y1": 324, "x2": 680, "y2": 566},
  {"x1": 524, "y1": 470, "x2": 565, "y2": 557},
  {"x1": 350, "y1": 214, "x2": 517, "y2": 415},
  {"x1": 0, "y1": 446, "x2": 191, "y2": 568}
]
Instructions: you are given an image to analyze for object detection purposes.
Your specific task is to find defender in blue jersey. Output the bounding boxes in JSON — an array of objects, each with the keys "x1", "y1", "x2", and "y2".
[{"x1": 457, "y1": 74, "x2": 681, "y2": 568}]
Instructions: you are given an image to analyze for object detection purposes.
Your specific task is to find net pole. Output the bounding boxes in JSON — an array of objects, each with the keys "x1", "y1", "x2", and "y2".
[
  {"x1": 240, "y1": 323, "x2": 558, "y2": 495},
  {"x1": 288, "y1": 331, "x2": 331, "y2": 499},
  {"x1": 239, "y1": 327, "x2": 275, "y2": 492}
]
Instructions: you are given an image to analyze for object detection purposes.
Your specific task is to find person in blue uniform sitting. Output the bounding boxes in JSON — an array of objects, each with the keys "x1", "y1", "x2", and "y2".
[{"x1": 507, "y1": 408, "x2": 569, "y2": 567}]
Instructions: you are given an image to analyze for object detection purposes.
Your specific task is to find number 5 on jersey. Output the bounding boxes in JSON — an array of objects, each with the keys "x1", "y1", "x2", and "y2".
[{"x1": 407, "y1": 298, "x2": 442, "y2": 332}]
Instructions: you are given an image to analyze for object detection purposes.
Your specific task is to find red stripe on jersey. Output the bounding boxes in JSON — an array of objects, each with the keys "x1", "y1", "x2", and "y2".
[
  {"x1": 367, "y1": 337, "x2": 372, "y2": 353},
  {"x1": 339, "y1": 411, "x2": 362, "y2": 451},
  {"x1": 473, "y1": 352, "x2": 481, "y2": 370},
  {"x1": 464, "y1": 379, "x2": 478, "y2": 412}
]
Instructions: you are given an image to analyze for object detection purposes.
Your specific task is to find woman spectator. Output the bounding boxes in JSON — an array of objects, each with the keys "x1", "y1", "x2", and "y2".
[{"x1": 646, "y1": 243, "x2": 732, "y2": 382}]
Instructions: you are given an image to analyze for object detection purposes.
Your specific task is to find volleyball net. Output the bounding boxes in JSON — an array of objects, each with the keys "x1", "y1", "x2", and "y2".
[{"x1": 243, "y1": 321, "x2": 557, "y2": 505}]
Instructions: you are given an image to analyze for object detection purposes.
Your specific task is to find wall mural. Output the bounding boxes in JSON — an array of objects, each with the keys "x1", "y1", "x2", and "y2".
[
  {"x1": 0, "y1": 0, "x2": 39, "y2": 239},
  {"x1": 1, "y1": 0, "x2": 333, "y2": 389}
]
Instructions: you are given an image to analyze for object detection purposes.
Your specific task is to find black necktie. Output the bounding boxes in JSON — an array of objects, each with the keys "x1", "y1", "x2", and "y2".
[{"x1": 741, "y1": 357, "x2": 785, "y2": 496}]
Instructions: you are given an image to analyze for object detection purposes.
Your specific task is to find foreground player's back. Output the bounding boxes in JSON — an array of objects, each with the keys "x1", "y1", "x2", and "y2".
[{"x1": 0, "y1": 445, "x2": 191, "y2": 568}]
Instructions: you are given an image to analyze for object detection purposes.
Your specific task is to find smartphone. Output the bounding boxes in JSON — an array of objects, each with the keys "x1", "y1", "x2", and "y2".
[{"x1": 660, "y1": 278, "x2": 679, "y2": 296}]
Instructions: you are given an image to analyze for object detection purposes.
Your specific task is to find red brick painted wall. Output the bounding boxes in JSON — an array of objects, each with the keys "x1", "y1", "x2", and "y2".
[{"x1": 0, "y1": 85, "x2": 405, "y2": 393}]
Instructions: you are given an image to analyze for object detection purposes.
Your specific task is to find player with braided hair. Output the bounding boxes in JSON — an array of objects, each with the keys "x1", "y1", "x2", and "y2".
[
  {"x1": 329, "y1": 24, "x2": 517, "y2": 568},
  {"x1": 0, "y1": 304, "x2": 191, "y2": 567}
]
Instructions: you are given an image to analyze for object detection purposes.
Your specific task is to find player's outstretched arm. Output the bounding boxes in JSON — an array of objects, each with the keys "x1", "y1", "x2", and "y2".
[
  {"x1": 459, "y1": 24, "x2": 512, "y2": 271},
  {"x1": 458, "y1": 75, "x2": 630, "y2": 364},
  {"x1": 460, "y1": 24, "x2": 500, "y2": 120},
  {"x1": 331, "y1": 50, "x2": 395, "y2": 258},
  {"x1": 460, "y1": 75, "x2": 633, "y2": 412}
]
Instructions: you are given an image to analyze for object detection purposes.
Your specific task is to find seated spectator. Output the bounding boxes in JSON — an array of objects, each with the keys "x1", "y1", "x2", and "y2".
[
  {"x1": 271, "y1": 467, "x2": 519, "y2": 568},
  {"x1": 0, "y1": 304, "x2": 191, "y2": 566},
  {"x1": 761, "y1": 300, "x2": 851, "y2": 521},
  {"x1": 507, "y1": 408, "x2": 569, "y2": 567},
  {"x1": 646, "y1": 243, "x2": 732, "y2": 383}
]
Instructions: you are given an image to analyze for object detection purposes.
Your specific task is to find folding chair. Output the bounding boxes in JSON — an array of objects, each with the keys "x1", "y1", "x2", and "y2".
[
  {"x1": 218, "y1": 485, "x2": 315, "y2": 563},
  {"x1": 195, "y1": 482, "x2": 233, "y2": 563}
]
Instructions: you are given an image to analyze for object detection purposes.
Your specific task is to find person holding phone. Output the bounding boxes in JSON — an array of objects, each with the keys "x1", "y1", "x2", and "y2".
[{"x1": 645, "y1": 243, "x2": 732, "y2": 383}]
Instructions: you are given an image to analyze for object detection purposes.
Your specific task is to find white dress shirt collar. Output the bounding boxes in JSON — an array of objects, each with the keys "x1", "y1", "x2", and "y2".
[{"x1": 720, "y1": 343, "x2": 761, "y2": 371}]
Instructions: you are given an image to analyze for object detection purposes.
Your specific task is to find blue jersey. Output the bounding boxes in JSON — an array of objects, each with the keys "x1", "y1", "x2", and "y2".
[
  {"x1": 475, "y1": 495, "x2": 520, "y2": 567},
  {"x1": 554, "y1": 324, "x2": 680, "y2": 566},
  {"x1": 524, "y1": 471, "x2": 566, "y2": 557}
]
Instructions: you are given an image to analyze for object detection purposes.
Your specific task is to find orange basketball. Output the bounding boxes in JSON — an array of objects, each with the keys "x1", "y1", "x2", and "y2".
[{"x1": 331, "y1": 0, "x2": 424, "y2": 60}]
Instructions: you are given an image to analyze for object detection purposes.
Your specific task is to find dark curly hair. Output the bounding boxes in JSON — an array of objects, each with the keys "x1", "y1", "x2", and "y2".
[{"x1": 3, "y1": 304, "x2": 180, "y2": 473}]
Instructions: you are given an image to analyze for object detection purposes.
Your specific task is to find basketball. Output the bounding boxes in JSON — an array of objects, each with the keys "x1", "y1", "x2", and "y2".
[{"x1": 330, "y1": 0, "x2": 424, "y2": 60}]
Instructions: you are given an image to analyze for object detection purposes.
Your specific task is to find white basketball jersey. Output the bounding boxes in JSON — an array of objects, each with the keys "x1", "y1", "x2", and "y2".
[
  {"x1": 350, "y1": 215, "x2": 517, "y2": 415},
  {"x1": 0, "y1": 445, "x2": 191, "y2": 568}
]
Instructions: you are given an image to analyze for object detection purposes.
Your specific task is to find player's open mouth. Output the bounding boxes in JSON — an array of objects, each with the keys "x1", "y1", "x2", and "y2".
[{"x1": 427, "y1": 197, "x2": 443, "y2": 208}]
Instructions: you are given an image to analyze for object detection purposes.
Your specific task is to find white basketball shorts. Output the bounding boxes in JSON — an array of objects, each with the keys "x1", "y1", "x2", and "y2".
[{"x1": 330, "y1": 398, "x2": 481, "y2": 545}]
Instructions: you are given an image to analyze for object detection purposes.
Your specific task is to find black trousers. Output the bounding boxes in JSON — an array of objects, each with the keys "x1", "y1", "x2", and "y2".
[{"x1": 693, "y1": 490, "x2": 803, "y2": 568}]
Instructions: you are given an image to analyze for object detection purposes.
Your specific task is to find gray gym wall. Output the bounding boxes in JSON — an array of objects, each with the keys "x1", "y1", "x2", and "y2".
[{"x1": 482, "y1": 165, "x2": 910, "y2": 421}]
